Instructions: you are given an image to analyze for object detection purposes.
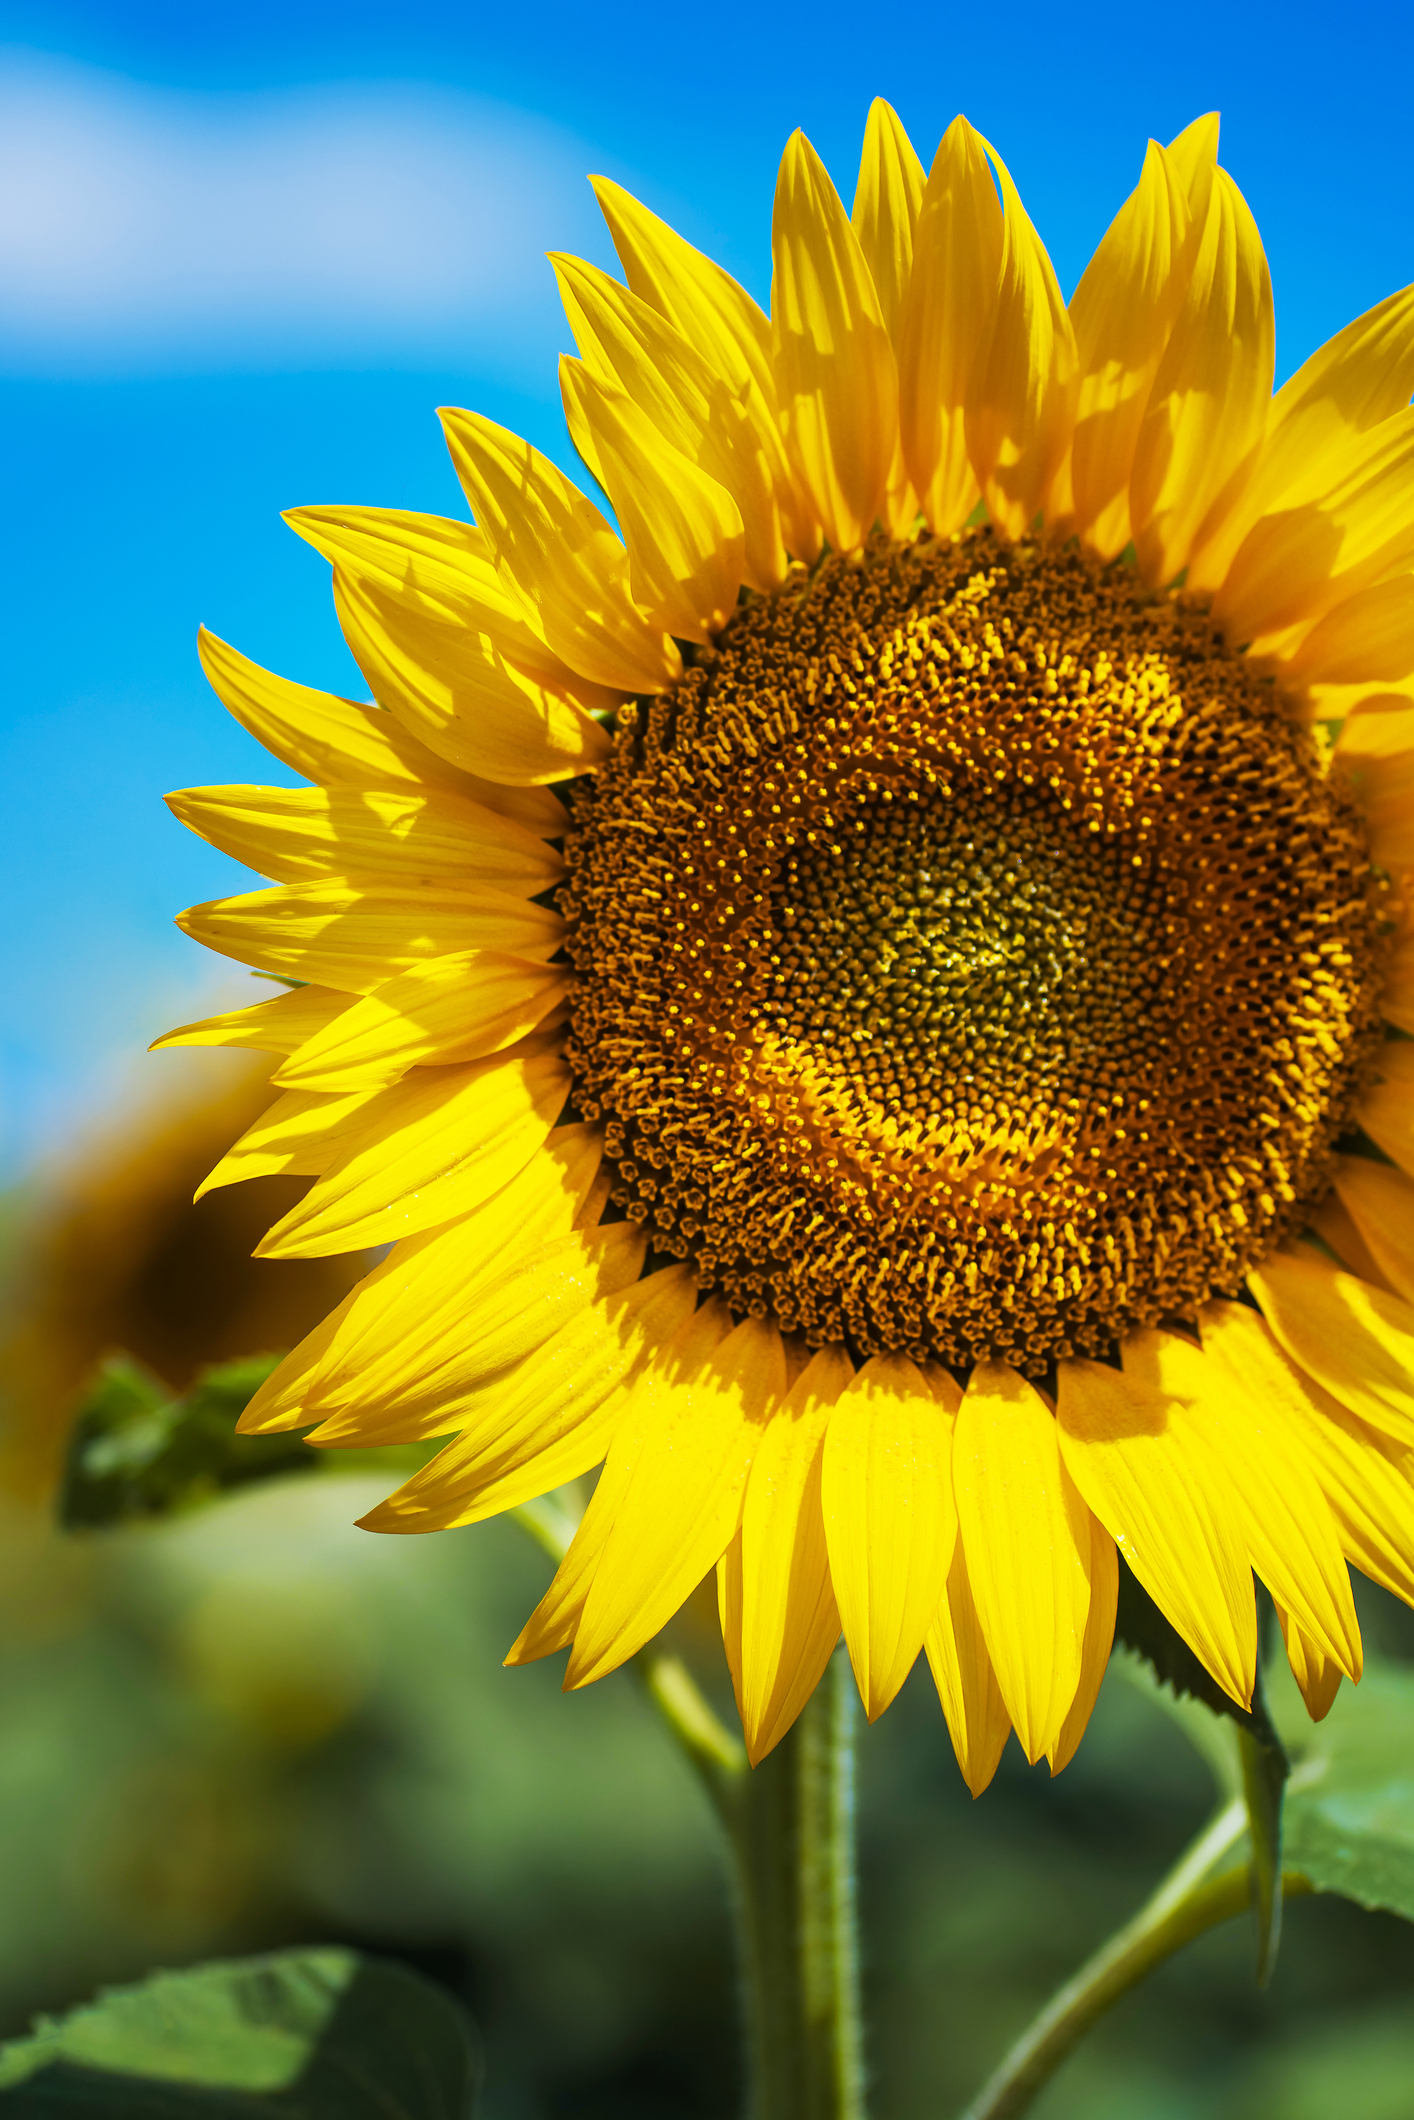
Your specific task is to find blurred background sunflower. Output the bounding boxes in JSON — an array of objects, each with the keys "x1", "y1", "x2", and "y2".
[{"x1": 7, "y1": 2, "x2": 1414, "y2": 2114}]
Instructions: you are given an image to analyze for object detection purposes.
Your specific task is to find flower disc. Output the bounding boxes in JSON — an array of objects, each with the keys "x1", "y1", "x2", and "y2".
[{"x1": 563, "y1": 529, "x2": 1387, "y2": 1369}]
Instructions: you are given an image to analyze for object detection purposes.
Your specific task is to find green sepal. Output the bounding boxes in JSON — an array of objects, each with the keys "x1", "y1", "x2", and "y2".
[
  {"x1": 59, "y1": 1356, "x2": 315, "y2": 1529},
  {"x1": 0, "y1": 1947, "x2": 479, "y2": 2115},
  {"x1": 1112, "y1": 1557, "x2": 1288, "y2": 1759},
  {"x1": 59, "y1": 1354, "x2": 440, "y2": 1530}
]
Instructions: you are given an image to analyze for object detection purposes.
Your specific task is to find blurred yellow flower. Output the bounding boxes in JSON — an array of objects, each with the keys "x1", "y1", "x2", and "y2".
[{"x1": 164, "y1": 102, "x2": 1414, "y2": 1787}]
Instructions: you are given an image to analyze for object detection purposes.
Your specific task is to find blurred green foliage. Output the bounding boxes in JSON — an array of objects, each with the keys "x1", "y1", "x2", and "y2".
[{"x1": 0, "y1": 1949, "x2": 478, "y2": 2116}]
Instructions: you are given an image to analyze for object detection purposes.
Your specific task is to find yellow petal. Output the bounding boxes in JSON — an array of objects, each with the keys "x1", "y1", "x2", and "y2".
[
  {"x1": 1277, "y1": 1606, "x2": 1344, "y2": 1722},
  {"x1": 1248, "y1": 1243, "x2": 1414, "y2": 1447},
  {"x1": 332, "y1": 565, "x2": 612, "y2": 788},
  {"x1": 1281, "y1": 573, "x2": 1414, "y2": 686},
  {"x1": 1048, "y1": 1512, "x2": 1119, "y2": 1776},
  {"x1": 821, "y1": 1354, "x2": 959, "y2": 1721},
  {"x1": 1200, "y1": 1297, "x2": 1414, "y2": 1614},
  {"x1": 1213, "y1": 406, "x2": 1414, "y2": 645},
  {"x1": 166, "y1": 782, "x2": 564, "y2": 892},
  {"x1": 1358, "y1": 1040, "x2": 1414, "y2": 1174},
  {"x1": 1163, "y1": 112, "x2": 1221, "y2": 207},
  {"x1": 897, "y1": 115, "x2": 1001, "y2": 537},
  {"x1": 438, "y1": 406, "x2": 680, "y2": 693},
  {"x1": 505, "y1": 1297, "x2": 733, "y2": 1665},
  {"x1": 952, "y1": 1362, "x2": 1095, "y2": 1764},
  {"x1": 1061, "y1": 138, "x2": 1186, "y2": 557},
  {"x1": 255, "y1": 1045, "x2": 570, "y2": 1259},
  {"x1": 195, "y1": 627, "x2": 561, "y2": 834},
  {"x1": 273, "y1": 1136, "x2": 611, "y2": 1437},
  {"x1": 589, "y1": 176, "x2": 817, "y2": 563},
  {"x1": 731, "y1": 1345, "x2": 852, "y2": 1765},
  {"x1": 177, "y1": 878, "x2": 561, "y2": 994},
  {"x1": 356, "y1": 1264, "x2": 698, "y2": 1531},
  {"x1": 1129, "y1": 167, "x2": 1274, "y2": 588},
  {"x1": 771, "y1": 129, "x2": 898, "y2": 555},
  {"x1": 235, "y1": 1125, "x2": 604, "y2": 1435},
  {"x1": 965, "y1": 134, "x2": 1078, "y2": 540},
  {"x1": 566, "y1": 1315, "x2": 787, "y2": 1686},
  {"x1": 1124, "y1": 1328, "x2": 1361, "y2": 1679},
  {"x1": 196, "y1": 1082, "x2": 381, "y2": 1196},
  {"x1": 552, "y1": 251, "x2": 789, "y2": 594},
  {"x1": 559, "y1": 357, "x2": 745, "y2": 640},
  {"x1": 923, "y1": 1544, "x2": 1012, "y2": 1798},
  {"x1": 1188, "y1": 283, "x2": 1414, "y2": 597},
  {"x1": 1308, "y1": 1188, "x2": 1400, "y2": 1294},
  {"x1": 272, "y1": 951, "x2": 566, "y2": 1092},
  {"x1": 1056, "y1": 1358, "x2": 1255, "y2": 1709},
  {"x1": 151, "y1": 983, "x2": 350, "y2": 1056},
  {"x1": 1333, "y1": 1154, "x2": 1414, "y2": 1304},
  {"x1": 851, "y1": 98, "x2": 926, "y2": 540}
]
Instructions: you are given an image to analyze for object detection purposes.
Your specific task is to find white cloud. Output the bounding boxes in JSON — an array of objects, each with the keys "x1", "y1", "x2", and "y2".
[{"x1": 0, "y1": 50, "x2": 616, "y2": 374}]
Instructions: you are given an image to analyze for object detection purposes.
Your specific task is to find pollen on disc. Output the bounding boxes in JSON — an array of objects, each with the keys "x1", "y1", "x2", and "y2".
[{"x1": 559, "y1": 529, "x2": 1387, "y2": 1373}]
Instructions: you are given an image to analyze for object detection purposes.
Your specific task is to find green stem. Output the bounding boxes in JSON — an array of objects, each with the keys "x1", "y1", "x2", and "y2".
[
  {"x1": 958, "y1": 1792, "x2": 1313, "y2": 2120},
  {"x1": 729, "y1": 1645, "x2": 865, "y2": 2120}
]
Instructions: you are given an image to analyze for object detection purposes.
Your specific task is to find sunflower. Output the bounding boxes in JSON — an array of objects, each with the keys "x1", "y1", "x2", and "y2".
[{"x1": 160, "y1": 101, "x2": 1414, "y2": 1791}]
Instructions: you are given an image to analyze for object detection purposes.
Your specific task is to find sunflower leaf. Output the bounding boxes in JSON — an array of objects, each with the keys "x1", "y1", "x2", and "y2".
[
  {"x1": 1280, "y1": 1654, "x2": 1414, "y2": 1924},
  {"x1": 0, "y1": 1947, "x2": 480, "y2": 2115},
  {"x1": 58, "y1": 1354, "x2": 438, "y2": 1529},
  {"x1": 59, "y1": 1355, "x2": 317, "y2": 1528}
]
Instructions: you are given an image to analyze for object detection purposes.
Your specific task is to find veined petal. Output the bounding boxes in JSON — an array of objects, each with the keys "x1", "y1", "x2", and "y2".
[
  {"x1": 439, "y1": 406, "x2": 680, "y2": 694},
  {"x1": 272, "y1": 951, "x2": 566, "y2": 1092},
  {"x1": 165, "y1": 783, "x2": 564, "y2": 892},
  {"x1": 1277, "y1": 1607, "x2": 1344, "y2": 1721},
  {"x1": 1124, "y1": 1328, "x2": 1360, "y2": 1679},
  {"x1": 255, "y1": 1045, "x2": 570, "y2": 1259},
  {"x1": 1359, "y1": 1038, "x2": 1414, "y2": 1177},
  {"x1": 560, "y1": 357, "x2": 745, "y2": 640},
  {"x1": 356, "y1": 1264, "x2": 699, "y2": 1531},
  {"x1": 730, "y1": 1345, "x2": 852, "y2": 1765},
  {"x1": 177, "y1": 878, "x2": 562, "y2": 994},
  {"x1": 1163, "y1": 112, "x2": 1221, "y2": 210},
  {"x1": 852, "y1": 98, "x2": 926, "y2": 539},
  {"x1": 1308, "y1": 1187, "x2": 1399, "y2": 1294},
  {"x1": 1334, "y1": 1154, "x2": 1414, "y2": 1305},
  {"x1": 1200, "y1": 1297, "x2": 1414, "y2": 1615},
  {"x1": 333, "y1": 566, "x2": 613, "y2": 788},
  {"x1": 771, "y1": 129, "x2": 898, "y2": 555},
  {"x1": 1213, "y1": 406, "x2": 1414, "y2": 645},
  {"x1": 250, "y1": 1129, "x2": 609, "y2": 1436},
  {"x1": 552, "y1": 253, "x2": 788, "y2": 593},
  {"x1": 924, "y1": 1544, "x2": 1012, "y2": 1798},
  {"x1": 1129, "y1": 167, "x2": 1274, "y2": 588},
  {"x1": 235, "y1": 1124, "x2": 604, "y2": 1434},
  {"x1": 1248, "y1": 1243, "x2": 1414, "y2": 1447},
  {"x1": 1057, "y1": 1358, "x2": 1256, "y2": 1708},
  {"x1": 1048, "y1": 1513, "x2": 1119, "y2": 1775},
  {"x1": 589, "y1": 175, "x2": 817, "y2": 562},
  {"x1": 897, "y1": 115, "x2": 1002, "y2": 537},
  {"x1": 965, "y1": 134, "x2": 1079, "y2": 540},
  {"x1": 197, "y1": 1082, "x2": 381, "y2": 1196},
  {"x1": 821, "y1": 1354, "x2": 959, "y2": 1720},
  {"x1": 195, "y1": 628, "x2": 561, "y2": 834},
  {"x1": 1061, "y1": 138, "x2": 1186, "y2": 557},
  {"x1": 151, "y1": 983, "x2": 350, "y2": 1057},
  {"x1": 1188, "y1": 283, "x2": 1414, "y2": 597},
  {"x1": 566, "y1": 1315, "x2": 787, "y2": 1686},
  {"x1": 1281, "y1": 573, "x2": 1414, "y2": 686},
  {"x1": 505, "y1": 1298, "x2": 734, "y2": 1665},
  {"x1": 952, "y1": 1362, "x2": 1095, "y2": 1764}
]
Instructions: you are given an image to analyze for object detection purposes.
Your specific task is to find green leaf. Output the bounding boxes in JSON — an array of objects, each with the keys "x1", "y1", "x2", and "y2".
[
  {"x1": 59, "y1": 1356, "x2": 440, "y2": 1531},
  {"x1": 59, "y1": 1357, "x2": 317, "y2": 1529},
  {"x1": 1281, "y1": 1654, "x2": 1414, "y2": 1923},
  {"x1": 1112, "y1": 1557, "x2": 1287, "y2": 1760},
  {"x1": 0, "y1": 1948, "x2": 479, "y2": 2115}
]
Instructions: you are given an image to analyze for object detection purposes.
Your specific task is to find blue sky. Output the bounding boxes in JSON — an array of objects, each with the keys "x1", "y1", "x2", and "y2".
[{"x1": 4, "y1": 0, "x2": 1413, "y2": 1175}]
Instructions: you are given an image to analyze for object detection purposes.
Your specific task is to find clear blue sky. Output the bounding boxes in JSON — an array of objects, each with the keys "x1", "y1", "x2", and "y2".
[{"x1": 4, "y1": 0, "x2": 1413, "y2": 1174}]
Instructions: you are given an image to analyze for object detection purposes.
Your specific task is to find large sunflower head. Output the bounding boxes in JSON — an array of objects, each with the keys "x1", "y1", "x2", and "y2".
[{"x1": 162, "y1": 102, "x2": 1414, "y2": 1785}]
